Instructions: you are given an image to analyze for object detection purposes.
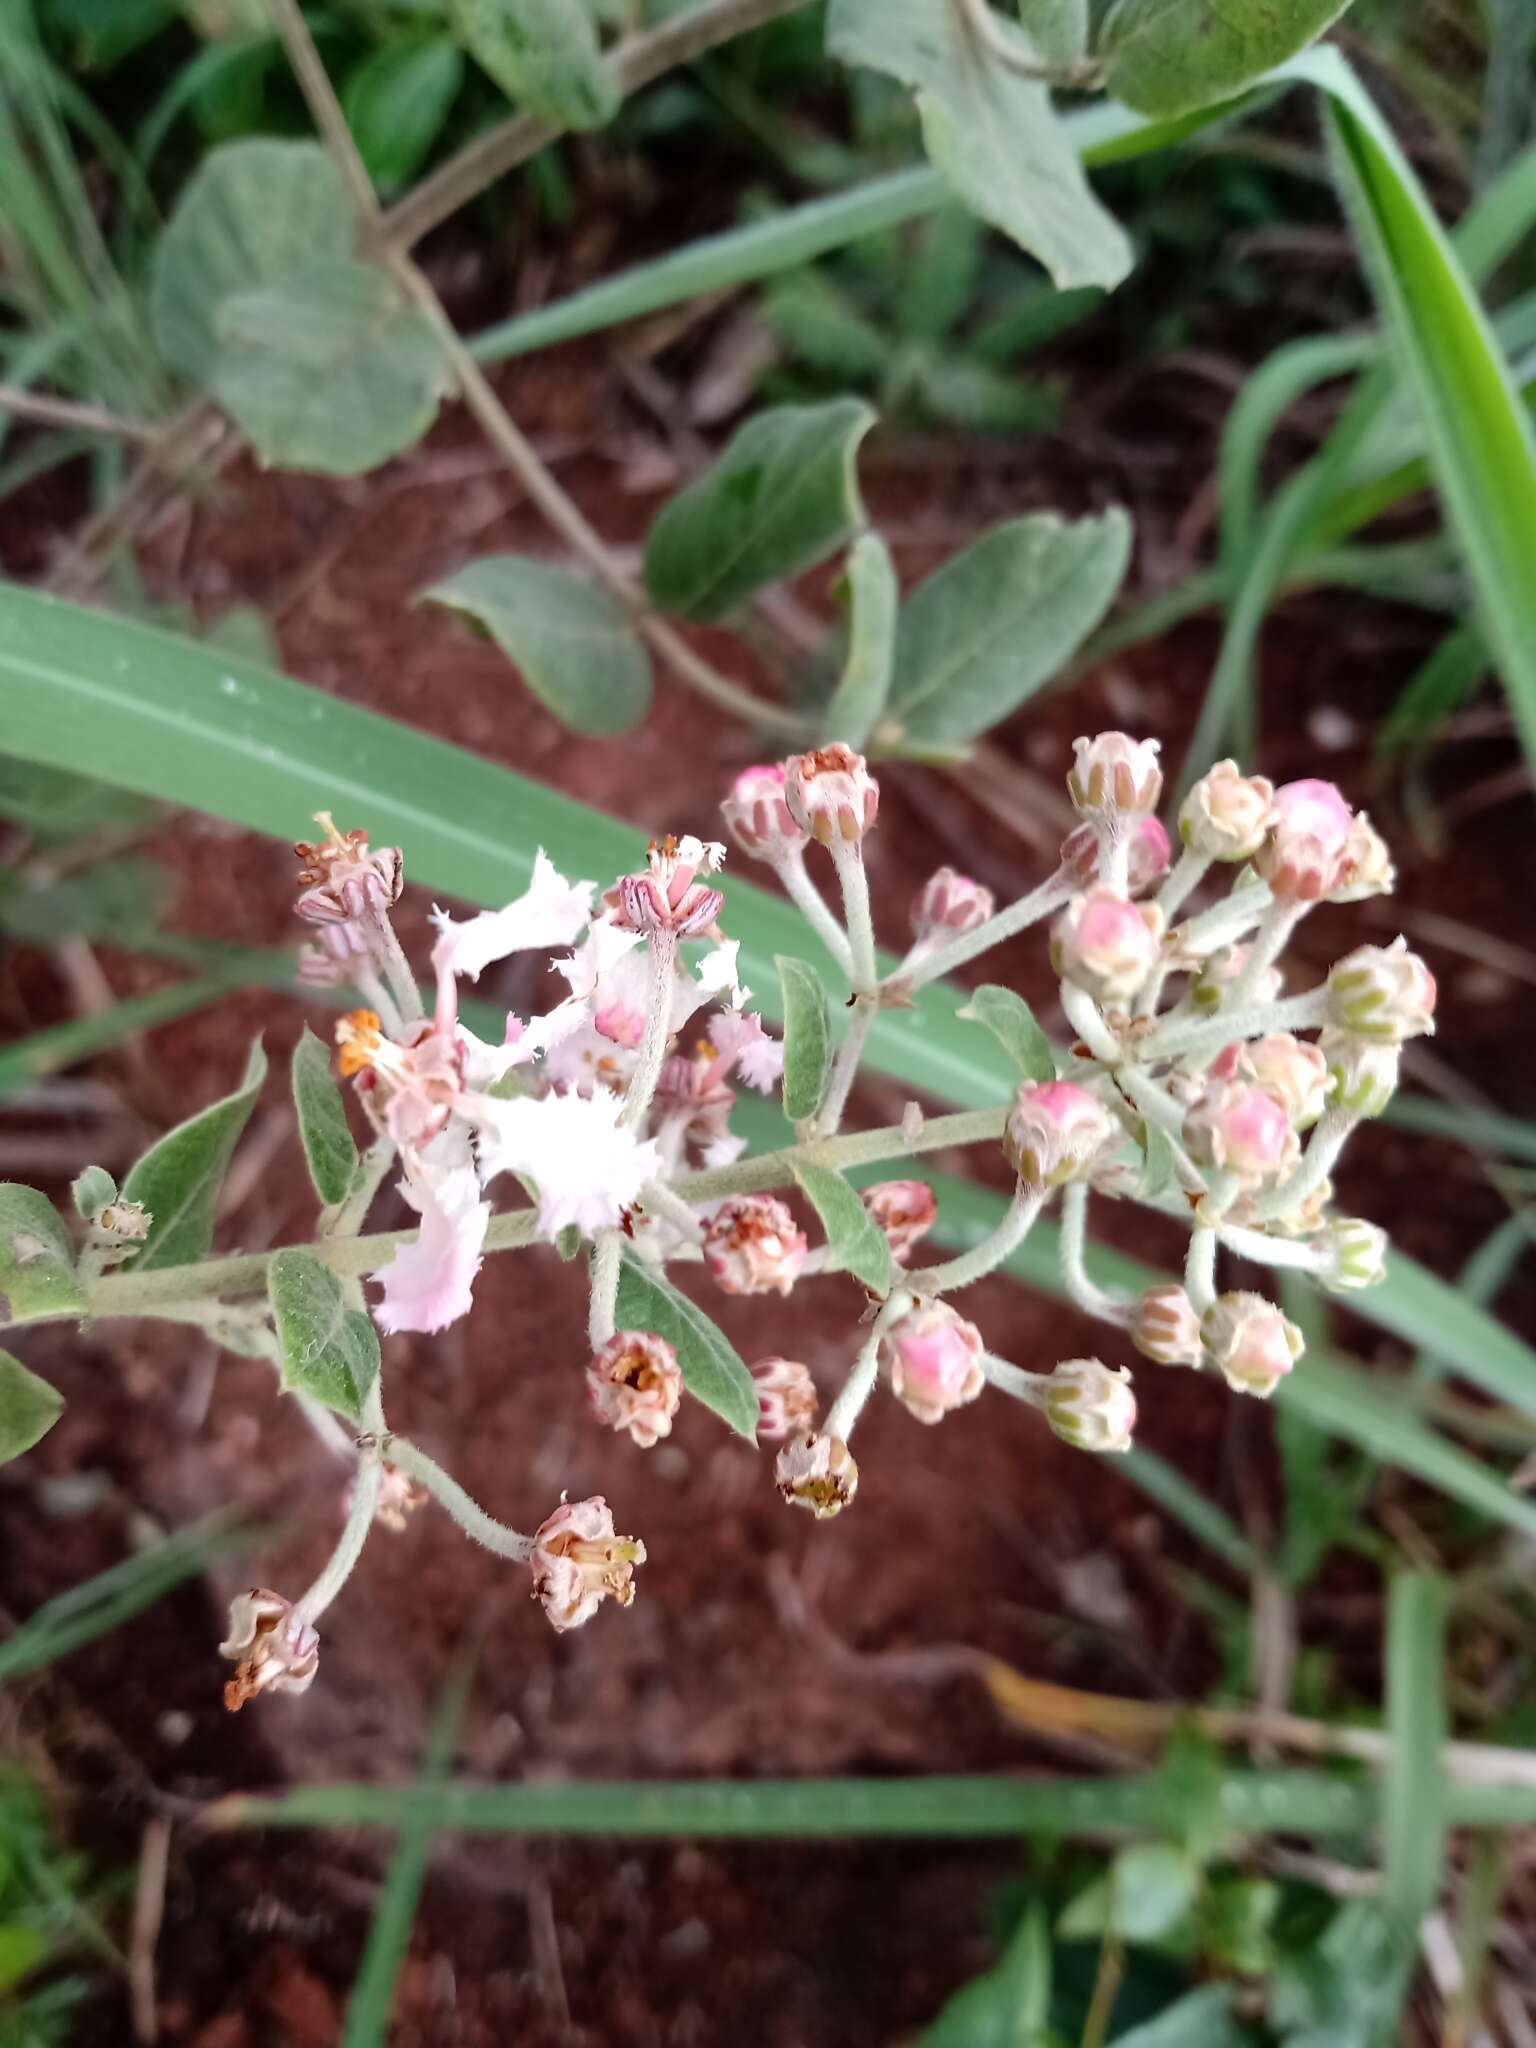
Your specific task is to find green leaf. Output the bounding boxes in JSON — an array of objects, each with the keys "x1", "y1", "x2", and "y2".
[
  {"x1": 268, "y1": 1247, "x2": 381, "y2": 1423},
  {"x1": 150, "y1": 138, "x2": 352, "y2": 381},
  {"x1": 887, "y1": 510, "x2": 1131, "y2": 745},
  {"x1": 71, "y1": 1165, "x2": 118, "y2": 1219},
  {"x1": 613, "y1": 1248, "x2": 758, "y2": 1440},
  {"x1": 422, "y1": 555, "x2": 652, "y2": 736},
  {"x1": 291, "y1": 1026, "x2": 360, "y2": 1208},
  {"x1": 447, "y1": 0, "x2": 619, "y2": 129},
  {"x1": 0, "y1": 855, "x2": 170, "y2": 944},
  {"x1": 822, "y1": 532, "x2": 898, "y2": 750},
  {"x1": 0, "y1": 978, "x2": 230, "y2": 1100},
  {"x1": 0, "y1": 1185, "x2": 85, "y2": 1324},
  {"x1": 828, "y1": 0, "x2": 1132, "y2": 290},
  {"x1": 793, "y1": 1162, "x2": 894, "y2": 1293},
  {"x1": 776, "y1": 956, "x2": 834, "y2": 1122},
  {"x1": 920, "y1": 1900, "x2": 1052, "y2": 2047},
  {"x1": 1111, "y1": 1986, "x2": 1254, "y2": 2048},
  {"x1": 342, "y1": 35, "x2": 464, "y2": 195},
  {"x1": 1058, "y1": 1841, "x2": 1198, "y2": 1943},
  {"x1": 0, "y1": 1349, "x2": 64, "y2": 1463},
  {"x1": 1138, "y1": 1122, "x2": 1180, "y2": 1203},
  {"x1": 1101, "y1": 0, "x2": 1352, "y2": 118},
  {"x1": 643, "y1": 399, "x2": 875, "y2": 622},
  {"x1": 213, "y1": 261, "x2": 448, "y2": 476},
  {"x1": 122, "y1": 1038, "x2": 267, "y2": 1270},
  {"x1": 1015, "y1": 0, "x2": 1088, "y2": 68},
  {"x1": 1384, "y1": 1572, "x2": 1448, "y2": 1929},
  {"x1": 956, "y1": 985, "x2": 1055, "y2": 1081},
  {"x1": 0, "y1": 1924, "x2": 49, "y2": 1995}
]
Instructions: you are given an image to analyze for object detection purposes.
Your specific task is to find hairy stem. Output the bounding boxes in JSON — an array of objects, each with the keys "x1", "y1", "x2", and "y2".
[
  {"x1": 388, "y1": 1438, "x2": 534, "y2": 1561},
  {"x1": 815, "y1": 996, "x2": 875, "y2": 1136},
  {"x1": 914, "y1": 1186, "x2": 1044, "y2": 1297},
  {"x1": 774, "y1": 850, "x2": 854, "y2": 980},
  {"x1": 828, "y1": 838, "x2": 877, "y2": 993},
  {"x1": 587, "y1": 1230, "x2": 624, "y2": 1349},
  {"x1": 293, "y1": 1447, "x2": 382, "y2": 1626},
  {"x1": 824, "y1": 1287, "x2": 911, "y2": 1442},
  {"x1": 1056, "y1": 1181, "x2": 1131, "y2": 1324},
  {"x1": 903, "y1": 872, "x2": 1071, "y2": 992}
]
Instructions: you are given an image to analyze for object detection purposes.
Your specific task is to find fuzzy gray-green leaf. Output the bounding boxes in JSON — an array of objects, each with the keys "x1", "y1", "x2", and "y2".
[
  {"x1": 822, "y1": 533, "x2": 898, "y2": 750},
  {"x1": 448, "y1": 0, "x2": 619, "y2": 129},
  {"x1": 71, "y1": 1165, "x2": 118, "y2": 1220},
  {"x1": 956, "y1": 986, "x2": 1056, "y2": 1082},
  {"x1": 1102, "y1": 0, "x2": 1354, "y2": 119},
  {"x1": 291, "y1": 1027, "x2": 361, "y2": 1209},
  {"x1": 793, "y1": 1163, "x2": 894, "y2": 1293},
  {"x1": 122, "y1": 1040, "x2": 267, "y2": 1271},
  {"x1": 776, "y1": 956, "x2": 834, "y2": 1123},
  {"x1": 0, "y1": 1349, "x2": 64, "y2": 1464},
  {"x1": 613, "y1": 1250, "x2": 758, "y2": 1440},
  {"x1": 423, "y1": 556, "x2": 652, "y2": 736},
  {"x1": 0, "y1": 1185, "x2": 86, "y2": 1324},
  {"x1": 269, "y1": 1248, "x2": 381, "y2": 1423}
]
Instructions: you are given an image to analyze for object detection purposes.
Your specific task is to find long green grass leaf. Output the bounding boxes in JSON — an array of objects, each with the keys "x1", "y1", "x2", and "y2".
[
  {"x1": 0, "y1": 977, "x2": 229, "y2": 1096},
  {"x1": 1384, "y1": 1572, "x2": 1448, "y2": 1927}
]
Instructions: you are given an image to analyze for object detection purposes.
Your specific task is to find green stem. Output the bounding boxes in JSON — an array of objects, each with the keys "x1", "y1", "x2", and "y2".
[
  {"x1": 388, "y1": 1438, "x2": 533, "y2": 1562},
  {"x1": 914, "y1": 1187, "x2": 1044, "y2": 1297}
]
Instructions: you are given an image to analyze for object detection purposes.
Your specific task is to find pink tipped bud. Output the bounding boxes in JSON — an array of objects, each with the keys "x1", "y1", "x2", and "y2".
[
  {"x1": 912, "y1": 867, "x2": 995, "y2": 943},
  {"x1": 1067, "y1": 733, "x2": 1163, "y2": 816},
  {"x1": 1043, "y1": 1359, "x2": 1136, "y2": 1453},
  {"x1": 613, "y1": 833, "x2": 727, "y2": 937},
  {"x1": 1189, "y1": 943, "x2": 1282, "y2": 1016},
  {"x1": 1003, "y1": 1080, "x2": 1116, "y2": 1188},
  {"x1": 750, "y1": 1357, "x2": 819, "y2": 1441},
  {"x1": 1178, "y1": 760, "x2": 1275, "y2": 862},
  {"x1": 861, "y1": 1179, "x2": 939, "y2": 1263},
  {"x1": 721, "y1": 764, "x2": 806, "y2": 862},
  {"x1": 1321, "y1": 1029, "x2": 1400, "y2": 1118},
  {"x1": 1233, "y1": 1033, "x2": 1329, "y2": 1130},
  {"x1": 219, "y1": 1589, "x2": 320, "y2": 1711},
  {"x1": 702, "y1": 1195, "x2": 808, "y2": 1297},
  {"x1": 1059, "y1": 815, "x2": 1172, "y2": 895},
  {"x1": 1183, "y1": 1078, "x2": 1299, "y2": 1186},
  {"x1": 1326, "y1": 938, "x2": 1436, "y2": 1042},
  {"x1": 1318, "y1": 1217, "x2": 1388, "y2": 1293},
  {"x1": 1132, "y1": 1284, "x2": 1203, "y2": 1367},
  {"x1": 293, "y1": 820, "x2": 403, "y2": 925},
  {"x1": 879, "y1": 1299, "x2": 986, "y2": 1425},
  {"x1": 530, "y1": 1496, "x2": 645, "y2": 1632},
  {"x1": 784, "y1": 743, "x2": 879, "y2": 845},
  {"x1": 1331, "y1": 812, "x2": 1395, "y2": 901},
  {"x1": 1254, "y1": 778, "x2": 1355, "y2": 901},
  {"x1": 587, "y1": 1331, "x2": 684, "y2": 1449},
  {"x1": 1201, "y1": 1293, "x2": 1303, "y2": 1397},
  {"x1": 1051, "y1": 889, "x2": 1163, "y2": 1003},
  {"x1": 775, "y1": 1431, "x2": 858, "y2": 1517}
]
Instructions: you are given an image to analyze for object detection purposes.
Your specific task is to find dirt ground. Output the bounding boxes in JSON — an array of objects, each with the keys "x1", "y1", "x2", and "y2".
[{"x1": 3, "y1": 300, "x2": 1535, "y2": 2045}]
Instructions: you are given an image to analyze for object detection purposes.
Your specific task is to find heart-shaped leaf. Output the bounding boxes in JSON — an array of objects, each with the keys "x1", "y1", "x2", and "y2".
[{"x1": 269, "y1": 1247, "x2": 381, "y2": 1423}]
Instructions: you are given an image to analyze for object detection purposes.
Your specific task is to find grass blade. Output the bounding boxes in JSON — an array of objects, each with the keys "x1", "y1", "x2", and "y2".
[
  {"x1": 0, "y1": 978, "x2": 229, "y2": 1096},
  {"x1": 1384, "y1": 1571, "x2": 1448, "y2": 1928}
]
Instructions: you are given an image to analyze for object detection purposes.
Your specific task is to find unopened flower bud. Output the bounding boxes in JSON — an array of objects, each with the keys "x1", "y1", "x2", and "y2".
[
  {"x1": 702, "y1": 1195, "x2": 808, "y2": 1297},
  {"x1": 614, "y1": 834, "x2": 726, "y2": 937},
  {"x1": 1183, "y1": 1078, "x2": 1298, "y2": 1186},
  {"x1": 1003, "y1": 1080, "x2": 1116, "y2": 1188},
  {"x1": 1179, "y1": 760, "x2": 1275, "y2": 862},
  {"x1": 1326, "y1": 938, "x2": 1436, "y2": 1042},
  {"x1": 587, "y1": 1331, "x2": 683, "y2": 1449},
  {"x1": 775, "y1": 1431, "x2": 859, "y2": 1517},
  {"x1": 1321, "y1": 1029, "x2": 1400, "y2": 1117},
  {"x1": 1189, "y1": 944, "x2": 1282, "y2": 1016},
  {"x1": 1200, "y1": 1292, "x2": 1303, "y2": 1398},
  {"x1": 1059, "y1": 816, "x2": 1171, "y2": 895},
  {"x1": 1068, "y1": 733, "x2": 1163, "y2": 816},
  {"x1": 784, "y1": 743, "x2": 879, "y2": 845},
  {"x1": 1254, "y1": 779, "x2": 1355, "y2": 901},
  {"x1": 1051, "y1": 889, "x2": 1162, "y2": 1003},
  {"x1": 1043, "y1": 1359, "x2": 1136, "y2": 1453},
  {"x1": 721, "y1": 764, "x2": 806, "y2": 861},
  {"x1": 912, "y1": 867, "x2": 995, "y2": 943},
  {"x1": 1225, "y1": 1033, "x2": 1329, "y2": 1129},
  {"x1": 530, "y1": 1496, "x2": 645, "y2": 1632},
  {"x1": 294, "y1": 816, "x2": 403, "y2": 924},
  {"x1": 220, "y1": 1589, "x2": 320, "y2": 1710},
  {"x1": 1332, "y1": 812, "x2": 1395, "y2": 901},
  {"x1": 1318, "y1": 1216, "x2": 1388, "y2": 1293},
  {"x1": 92, "y1": 1198, "x2": 151, "y2": 1243},
  {"x1": 861, "y1": 1179, "x2": 939, "y2": 1263},
  {"x1": 879, "y1": 1299, "x2": 985, "y2": 1425},
  {"x1": 1132, "y1": 1284, "x2": 1203, "y2": 1367},
  {"x1": 750, "y1": 1357, "x2": 819, "y2": 1441}
]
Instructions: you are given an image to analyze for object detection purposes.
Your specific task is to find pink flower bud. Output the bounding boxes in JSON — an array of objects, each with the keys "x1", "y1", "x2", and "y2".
[
  {"x1": 1254, "y1": 778, "x2": 1355, "y2": 901},
  {"x1": 775, "y1": 1431, "x2": 859, "y2": 1517},
  {"x1": 219, "y1": 1589, "x2": 320, "y2": 1711},
  {"x1": 587, "y1": 1331, "x2": 684, "y2": 1449},
  {"x1": 861, "y1": 1179, "x2": 939, "y2": 1263},
  {"x1": 293, "y1": 819, "x2": 403, "y2": 924},
  {"x1": 613, "y1": 834, "x2": 726, "y2": 938},
  {"x1": 1178, "y1": 760, "x2": 1275, "y2": 862},
  {"x1": 1067, "y1": 733, "x2": 1163, "y2": 816},
  {"x1": 1183, "y1": 1078, "x2": 1299, "y2": 1186},
  {"x1": 750, "y1": 1357, "x2": 819, "y2": 1441},
  {"x1": 1189, "y1": 943, "x2": 1283, "y2": 1016},
  {"x1": 1236, "y1": 1034, "x2": 1329, "y2": 1129},
  {"x1": 879, "y1": 1299, "x2": 986, "y2": 1425},
  {"x1": 1051, "y1": 889, "x2": 1162, "y2": 1003},
  {"x1": 911, "y1": 867, "x2": 995, "y2": 943},
  {"x1": 1059, "y1": 816, "x2": 1172, "y2": 895},
  {"x1": 1331, "y1": 812, "x2": 1395, "y2": 901},
  {"x1": 530, "y1": 1496, "x2": 646, "y2": 1632},
  {"x1": 1002, "y1": 1080, "x2": 1116, "y2": 1187},
  {"x1": 721, "y1": 764, "x2": 806, "y2": 861},
  {"x1": 1326, "y1": 937, "x2": 1436, "y2": 1042},
  {"x1": 1200, "y1": 1293, "x2": 1303, "y2": 1398},
  {"x1": 1132, "y1": 1284, "x2": 1203, "y2": 1367},
  {"x1": 702, "y1": 1195, "x2": 808, "y2": 1296},
  {"x1": 784, "y1": 743, "x2": 879, "y2": 845},
  {"x1": 1318, "y1": 1216, "x2": 1388, "y2": 1292},
  {"x1": 1043, "y1": 1359, "x2": 1136, "y2": 1453},
  {"x1": 1320, "y1": 1029, "x2": 1400, "y2": 1117}
]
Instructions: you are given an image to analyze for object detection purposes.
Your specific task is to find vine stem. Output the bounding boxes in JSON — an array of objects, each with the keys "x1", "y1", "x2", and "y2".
[{"x1": 388, "y1": 1438, "x2": 534, "y2": 1561}]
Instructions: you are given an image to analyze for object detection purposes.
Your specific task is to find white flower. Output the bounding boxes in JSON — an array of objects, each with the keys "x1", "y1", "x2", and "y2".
[
  {"x1": 429, "y1": 852, "x2": 594, "y2": 984},
  {"x1": 708, "y1": 1009, "x2": 782, "y2": 1092},
  {"x1": 476, "y1": 1086, "x2": 661, "y2": 1236},
  {"x1": 372, "y1": 1146, "x2": 490, "y2": 1335},
  {"x1": 694, "y1": 938, "x2": 749, "y2": 1008}
]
